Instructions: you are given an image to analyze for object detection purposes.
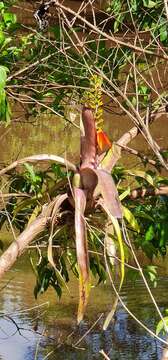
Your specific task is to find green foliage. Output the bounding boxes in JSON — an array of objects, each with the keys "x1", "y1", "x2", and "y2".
[
  {"x1": 126, "y1": 264, "x2": 158, "y2": 287},
  {"x1": 144, "y1": 265, "x2": 158, "y2": 288},
  {"x1": 33, "y1": 255, "x2": 69, "y2": 299},
  {"x1": 106, "y1": 0, "x2": 167, "y2": 45},
  {"x1": 90, "y1": 256, "x2": 107, "y2": 284},
  {"x1": 51, "y1": 163, "x2": 70, "y2": 180},
  {"x1": 24, "y1": 164, "x2": 44, "y2": 195},
  {"x1": 121, "y1": 194, "x2": 168, "y2": 258},
  {"x1": 0, "y1": 65, "x2": 11, "y2": 124},
  {"x1": 156, "y1": 309, "x2": 168, "y2": 335}
]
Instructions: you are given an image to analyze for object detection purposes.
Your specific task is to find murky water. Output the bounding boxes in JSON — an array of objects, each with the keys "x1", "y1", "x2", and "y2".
[{"x1": 0, "y1": 255, "x2": 168, "y2": 360}]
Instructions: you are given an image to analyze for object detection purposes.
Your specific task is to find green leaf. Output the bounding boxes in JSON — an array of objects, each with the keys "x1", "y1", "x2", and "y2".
[
  {"x1": 125, "y1": 169, "x2": 154, "y2": 186},
  {"x1": 24, "y1": 163, "x2": 37, "y2": 183},
  {"x1": 119, "y1": 187, "x2": 130, "y2": 201},
  {"x1": 145, "y1": 265, "x2": 157, "y2": 287},
  {"x1": 3, "y1": 12, "x2": 16, "y2": 26},
  {"x1": 145, "y1": 225, "x2": 155, "y2": 242},
  {"x1": 0, "y1": 65, "x2": 8, "y2": 89},
  {"x1": 160, "y1": 25, "x2": 167, "y2": 42},
  {"x1": 122, "y1": 206, "x2": 140, "y2": 233},
  {"x1": 156, "y1": 316, "x2": 168, "y2": 335},
  {"x1": 134, "y1": 210, "x2": 154, "y2": 222},
  {"x1": 0, "y1": 87, "x2": 11, "y2": 125},
  {"x1": 0, "y1": 31, "x2": 5, "y2": 46},
  {"x1": 0, "y1": 2, "x2": 4, "y2": 11},
  {"x1": 143, "y1": 0, "x2": 156, "y2": 8}
]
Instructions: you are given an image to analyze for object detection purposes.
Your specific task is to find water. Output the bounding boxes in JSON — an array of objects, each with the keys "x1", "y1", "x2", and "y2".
[{"x1": 0, "y1": 255, "x2": 167, "y2": 359}]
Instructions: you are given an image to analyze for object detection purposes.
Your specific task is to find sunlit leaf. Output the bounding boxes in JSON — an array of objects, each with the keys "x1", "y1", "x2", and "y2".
[
  {"x1": 144, "y1": 265, "x2": 157, "y2": 288},
  {"x1": 3, "y1": 12, "x2": 16, "y2": 26},
  {"x1": 156, "y1": 317, "x2": 168, "y2": 335},
  {"x1": 145, "y1": 225, "x2": 155, "y2": 242},
  {"x1": 103, "y1": 297, "x2": 118, "y2": 331},
  {"x1": 0, "y1": 65, "x2": 8, "y2": 89},
  {"x1": 122, "y1": 206, "x2": 140, "y2": 233},
  {"x1": 125, "y1": 169, "x2": 154, "y2": 186},
  {"x1": 99, "y1": 200, "x2": 125, "y2": 330},
  {"x1": 119, "y1": 187, "x2": 130, "y2": 201}
]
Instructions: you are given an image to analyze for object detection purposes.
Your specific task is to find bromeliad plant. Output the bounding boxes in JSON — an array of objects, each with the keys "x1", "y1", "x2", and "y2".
[{"x1": 0, "y1": 76, "x2": 125, "y2": 324}]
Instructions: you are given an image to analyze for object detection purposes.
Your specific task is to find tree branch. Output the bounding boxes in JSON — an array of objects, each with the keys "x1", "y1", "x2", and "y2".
[
  {"x1": 0, "y1": 200, "x2": 56, "y2": 278},
  {"x1": 101, "y1": 126, "x2": 138, "y2": 172},
  {"x1": 130, "y1": 186, "x2": 168, "y2": 199},
  {"x1": 0, "y1": 154, "x2": 76, "y2": 176}
]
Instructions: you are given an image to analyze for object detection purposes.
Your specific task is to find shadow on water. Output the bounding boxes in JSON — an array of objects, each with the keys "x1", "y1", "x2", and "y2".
[{"x1": 0, "y1": 255, "x2": 167, "y2": 360}]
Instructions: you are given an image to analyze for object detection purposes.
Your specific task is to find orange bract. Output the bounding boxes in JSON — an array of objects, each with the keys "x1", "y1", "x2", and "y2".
[{"x1": 96, "y1": 129, "x2": 112, "y2": 153}]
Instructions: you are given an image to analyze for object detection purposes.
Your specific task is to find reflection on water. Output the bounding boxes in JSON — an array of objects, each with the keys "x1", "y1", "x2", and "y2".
[{"x1": 0, "y1": 256, "x2": 167, "y2": 360}]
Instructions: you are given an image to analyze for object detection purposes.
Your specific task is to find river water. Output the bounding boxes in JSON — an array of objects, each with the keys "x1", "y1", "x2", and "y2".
[{"x1": 0, "y1": 253, "x2": 168, "y2": 360}]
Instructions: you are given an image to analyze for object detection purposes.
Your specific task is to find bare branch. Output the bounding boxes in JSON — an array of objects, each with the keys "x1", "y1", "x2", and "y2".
[
  {"x1": 55, "y1": 1, "x2": 168, "y2": 60},
  {"x1": 0, "y1": 200, "x2": 56, "y2": 278},
  {"x1": 0, "y1": 154, "x2": 76, "y2": 176},
  {"x1": 101, "y1": 126, "x2": 138, "y2": 172},
  {"x1": 130, "y1": 186, "x2": 168, "y2": 199}
]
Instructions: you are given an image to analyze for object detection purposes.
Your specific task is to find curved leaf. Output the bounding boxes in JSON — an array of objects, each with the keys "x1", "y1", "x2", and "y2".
[
  {"x1": 95, "y1": 169, "x2": 122, "y2": 218},
  {"x1": 125, "y1": 170, "x2": 154, "y2": 186},
  {"x1": 99, "y1": 200, "x2": 125, "y2": 330},
  {"x1": 74, "y1": 187, "x2": 90, "y2": 323}
]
